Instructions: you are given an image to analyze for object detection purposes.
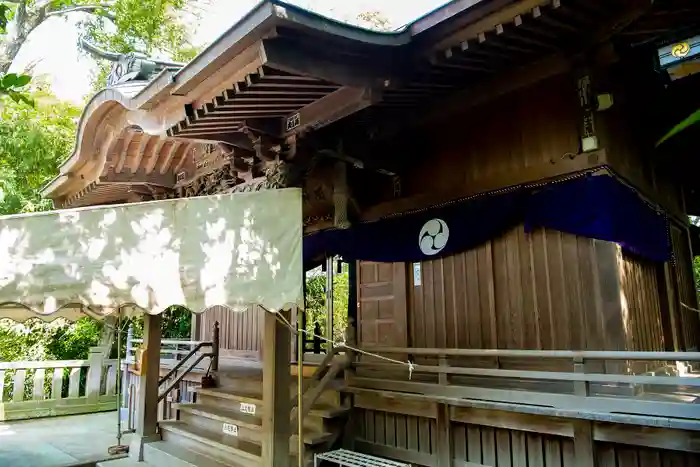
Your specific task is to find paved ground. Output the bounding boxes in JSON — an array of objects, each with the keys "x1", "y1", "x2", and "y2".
[{"x1": 0, "y1": 412, "x2": 132, "y2": 467}]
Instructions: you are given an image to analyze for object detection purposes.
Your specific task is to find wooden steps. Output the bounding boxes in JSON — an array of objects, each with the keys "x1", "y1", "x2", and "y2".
[
  {"x1": 160, "y1": 420, "x2": 261, "y2": 466},
  {"x1": 144, "y1": 441, "x2": 233, "y2": 467},
  {"x1": 174, "y1": 402, "x2": 334, "y2": 445},
  {"x1": 144, "y1": 372, "x2": 349, "y2": 467},
  {"x1": 194, "y1": 386, "x2": 349, "y2": 418}
]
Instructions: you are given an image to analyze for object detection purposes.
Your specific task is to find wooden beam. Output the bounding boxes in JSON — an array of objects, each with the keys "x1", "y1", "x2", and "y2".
[
  {"x1": 283, "y1": 86, "x2": 378, "y2": 137},
  {"x1": 261, "y1": 309, "x2": 291, "y2": 467},
  {"x1": 200, "y1": 109, "x2": 294, "y2": 119},
  {"x1": 214, "y1": 96, "x2": 316, "y2": 106},
  {"x1": 450, "y1": 406, "x2": 574, "y2": 437},
  {"x1": 100, "y1": 168, "x2": 175, "y2": 187},
  {"x1": 594, "y1": 423, "x2": 700, "y2": 454},
  {"x1": 262, "y1": 39, "x2": 393, "y2": 89},
  {"x1": 206, "y1": 103, "x2": 303, "y2": 113},
  {"x1": 362, "y1": 150, "x2": 608, "y2": 222},
  {"x1": 433, "y1": 0, "x2": 552, "y2": 51},
  {"x1": 392, "y1": 2, "x2": 650, "y2": 142}
]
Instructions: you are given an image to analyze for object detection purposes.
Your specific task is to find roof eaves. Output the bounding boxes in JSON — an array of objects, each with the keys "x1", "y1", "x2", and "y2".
[
  {"x1": 171, "y1": 1, "x2": 278, "y2": 97},
  {"x1": 170, "y1": 0, "x2": 414, "y2": 98}
]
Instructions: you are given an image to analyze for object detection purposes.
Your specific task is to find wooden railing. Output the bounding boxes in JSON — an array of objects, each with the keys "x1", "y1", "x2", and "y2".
[
  {"x1": 350, "y1": 347, "x2": 700, "y2": 428},
  {"x1": 121, "y1": 323, "x2": 219, "y2": 425},
  {"x1": 291, "y1": 344, "x2": 348, "y2": 428},
  {"x1": 0, "y1": 347, "x2": 118, "y2": 421}
]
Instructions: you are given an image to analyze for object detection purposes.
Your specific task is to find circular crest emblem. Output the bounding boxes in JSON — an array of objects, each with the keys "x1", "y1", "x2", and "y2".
[
  {"x1": 418, "y1": 218, "x2": 449, "y2": 256},
  {"x1": 672, "y1": 42, "x2": 691, "y2": 59}
]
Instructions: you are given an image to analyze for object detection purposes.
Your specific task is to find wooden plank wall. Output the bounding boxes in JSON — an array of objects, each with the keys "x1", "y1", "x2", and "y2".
[
  {"x1": 617, "y1": 250, "x2": 666, "y2": 352},
  {"x1": 402, "y1": 73, "x2": 580, "y2": 200},
  {"x1": 597, "y1": 443, "x2": 700, "y2": 467},
  {"x1": 197, "y1": 305, "x2": 262, "y2": 351},
  {"x1": 670, "y1": 225, "x2": 700, "y2": 351},
  {"x1": 354, "y1": 408, "x2": 700, "y2": 467},
  {"x1": 408, "y1": 225, "x2": 631, "y2": 352}
]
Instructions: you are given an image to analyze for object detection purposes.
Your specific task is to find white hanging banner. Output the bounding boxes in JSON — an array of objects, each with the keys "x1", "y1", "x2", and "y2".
[{"x1": 0, "y1": 189, "x2": 303, "y2": 322}]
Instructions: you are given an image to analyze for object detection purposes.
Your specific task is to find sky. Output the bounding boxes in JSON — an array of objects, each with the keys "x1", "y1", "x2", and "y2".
[{"x1": 10, "y1": 0, "x2": 448, "y2": 105}]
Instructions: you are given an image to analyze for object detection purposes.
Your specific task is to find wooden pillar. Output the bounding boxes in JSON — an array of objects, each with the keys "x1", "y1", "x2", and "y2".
[
  {"x1": 325, "y1": 256, "x2": 334, "y2": 352},
  {"x1": 573, "y1": 420, "x2": 597, "y2": 467},
  {"x1": 573, "y1": 357, "x2": 596, "y2": 467},
  {"x1": 262, "y1": 309, "x2": 291, "y2": 467},
  {"x1": 436, "y1": 404, "x2": 452, "y2": 467},
  {"x1": 129, "y1": 313, "x2": 162, "y2": 461}
]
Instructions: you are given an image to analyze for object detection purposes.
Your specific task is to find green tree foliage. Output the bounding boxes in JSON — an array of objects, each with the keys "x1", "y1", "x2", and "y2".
[
  {"x1": 0, "y1": 91, "x2": 79, "y2": 214},
  {"x1": 0, "y1": 0, "x2": 200, "y2": 97},
  {"x1": 80, "y1": 0, "x2": 202, "y2": 91},
  {"x1": 305, "y1": 263, "x2": 349, "y2": 344},
  {"x1": 657, "y1": 108, "x2": 700, "y2": 147},
  {"x1": 1, "y1": 308, "x2": 192, "y2": 364},
  {"x1": 0, "y1": 6, "x2": 31, "y2": 100}
]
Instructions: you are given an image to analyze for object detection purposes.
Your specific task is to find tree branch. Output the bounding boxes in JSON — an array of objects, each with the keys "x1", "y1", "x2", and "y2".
[{"x1": 45, "y1": 3, "x2": 116, "y2": 21}]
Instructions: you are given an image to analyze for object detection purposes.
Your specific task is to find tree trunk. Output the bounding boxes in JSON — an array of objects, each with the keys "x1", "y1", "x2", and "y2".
[{"x1": 0, "y1": 0, "x2": 32, "y2": 75}]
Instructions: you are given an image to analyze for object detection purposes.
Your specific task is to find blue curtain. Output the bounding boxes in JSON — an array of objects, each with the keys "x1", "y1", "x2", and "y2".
[{"x1": 303, "y1": 174, "x2": 670, "y2": 268}]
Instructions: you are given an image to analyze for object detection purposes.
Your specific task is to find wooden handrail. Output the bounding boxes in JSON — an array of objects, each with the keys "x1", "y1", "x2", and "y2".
[
  {"x1": 291, "y1": 359, "x2": 347, "y2": 428},
  {"x1": 130, "y1": 338, "x2": 205, "y2": 345},
  {"x1": 353, "y1": 362, "x2": 700, "y2": 387},
  {"x1": 158, "y1": 341, "x2": 212, "y2": 386},
  {"x1": 291, "y1": 345, "x2": 343, "y2": 409},
  {"x1": 360, "y1": 347, "x2": 700, "y2": 361},
  {"x1": 158, "y1": 353, "x2": 210, "y2": 403}
]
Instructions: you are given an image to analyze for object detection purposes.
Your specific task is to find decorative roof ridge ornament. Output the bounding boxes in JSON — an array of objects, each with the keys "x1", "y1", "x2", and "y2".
[{"x1": 79, "y1": 37, "x2": 185, "y2": 88}]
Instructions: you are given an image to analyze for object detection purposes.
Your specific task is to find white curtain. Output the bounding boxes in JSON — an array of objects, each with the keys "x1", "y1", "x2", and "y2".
[{"x1": 0, "y1": 189, "x2": 303, "y2": 322}]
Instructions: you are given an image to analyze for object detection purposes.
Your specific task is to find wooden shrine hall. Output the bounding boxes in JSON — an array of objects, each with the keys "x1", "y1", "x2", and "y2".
[{"x1": 43, "y1": 0, "x2": 700, "y2": 466}]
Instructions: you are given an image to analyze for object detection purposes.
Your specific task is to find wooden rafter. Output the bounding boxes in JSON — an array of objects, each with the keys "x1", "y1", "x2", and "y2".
[
  {"x1": 433, "y1": 0, "x2": 555, "y2": 51},
  {"x1": 159, "y1": 141, "x2": 181, "y2": 175},
  {"x1": 115, "y1": 131, "x2": 135, "y2": 174},
  {"x1": 130, "y1": 134, "x2": 151, "y2": 173},
  {"x1": 262, "y1": 39, "x2": 392, "y2": 89},
  {"x1": 145, "y1": 138, "x2": 166, "y2": 174},
  {"x1": 172, "y1": 143, "x2": 193, "y2": 175}
]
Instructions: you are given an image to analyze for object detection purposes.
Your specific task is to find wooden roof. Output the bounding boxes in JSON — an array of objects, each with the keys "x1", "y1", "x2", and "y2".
[{"x1": 43, "y1": 0, "x2": 700, "y2": 209}]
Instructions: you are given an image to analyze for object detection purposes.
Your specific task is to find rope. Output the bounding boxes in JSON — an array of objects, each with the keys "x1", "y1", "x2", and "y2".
[
  {"x1": 270, "y1": 309, "x2": 415, "y2": 380},
  {"x1": 681, "y1": 302, "x2": 700, "y2": 314}
]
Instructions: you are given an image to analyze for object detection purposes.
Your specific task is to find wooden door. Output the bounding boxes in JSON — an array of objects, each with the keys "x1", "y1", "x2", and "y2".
[{"x1": 356, "y1": 262, "x2": 408, "y2": 349}]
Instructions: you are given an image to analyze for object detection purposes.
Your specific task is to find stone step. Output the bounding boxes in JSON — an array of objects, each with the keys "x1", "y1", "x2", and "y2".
[
  {"x1": 159, "y1": 420, "x2": 261, "y2": 467},
  {"x1": 143, "y1": 440, "x2": 232, "y2": 467},
  {"x1": 175, "y1": 403, "x2": 333, "y2": 446}
]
